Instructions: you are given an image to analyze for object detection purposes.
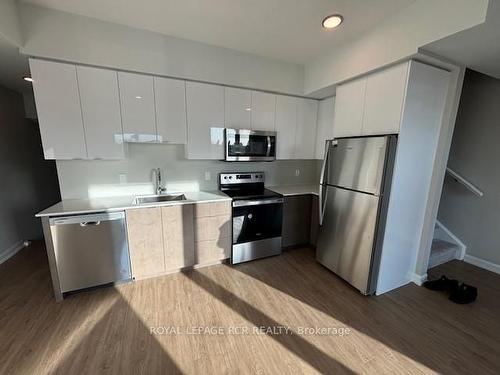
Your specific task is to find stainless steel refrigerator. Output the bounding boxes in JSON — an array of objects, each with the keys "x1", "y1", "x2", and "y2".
[{"x1": 317, "y1": 135, "x2": 397, "y2": 295}]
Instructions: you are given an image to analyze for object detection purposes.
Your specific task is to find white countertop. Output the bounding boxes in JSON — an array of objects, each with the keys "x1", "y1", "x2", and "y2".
[
  {"x1": 35, "y1": 191, "x2": 231, "y2": 217},
  {"x1": 268, "y1": 184, "x2": 319, "y2": 196}
]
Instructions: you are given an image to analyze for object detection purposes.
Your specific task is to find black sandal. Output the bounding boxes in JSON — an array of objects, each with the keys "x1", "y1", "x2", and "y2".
[
  {"x1": 423, "y1": 275, "x2": 458, "y2": 292},
  {"x1": 449, "y1": 283, "x2": 478, "y2": 304}
]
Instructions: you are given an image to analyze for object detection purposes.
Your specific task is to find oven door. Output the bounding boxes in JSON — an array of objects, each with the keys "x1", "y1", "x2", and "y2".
[
  {"x1": 225, "y1": 129, "x2": 276, "y2": 161},
  {"x1": 232, "y1": 199, "x2": 283, "y2": 244}
]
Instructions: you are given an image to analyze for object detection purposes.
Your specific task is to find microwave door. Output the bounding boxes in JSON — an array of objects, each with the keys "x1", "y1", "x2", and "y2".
[{"x1": 225, "y1": 129, "x2": 276, "y2": 161}]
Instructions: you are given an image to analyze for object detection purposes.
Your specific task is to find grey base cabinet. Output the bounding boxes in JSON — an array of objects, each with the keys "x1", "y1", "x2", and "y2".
[{"x1": 282, "y1": 195, "x2": 312, "y2": 248}]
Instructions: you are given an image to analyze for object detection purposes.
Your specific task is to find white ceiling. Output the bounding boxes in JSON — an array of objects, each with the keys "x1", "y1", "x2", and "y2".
[
  {"x1": 21, "y1": 0, "x2": 415, "y2": 64},
  {"x1": 424, "y1": 0, "x2": 500, "y2": 80}
]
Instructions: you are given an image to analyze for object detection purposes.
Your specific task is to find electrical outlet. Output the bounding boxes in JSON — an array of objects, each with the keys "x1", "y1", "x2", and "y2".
[
  {"x1": 205, "y1": 171, "x2": 211, "y2": 181},
  {"x1": 119, "y1": 173, "x2": 127, "y2": 184},
  {"x1": 295, "y1": 169, "x2": 300, "y2": 177}
]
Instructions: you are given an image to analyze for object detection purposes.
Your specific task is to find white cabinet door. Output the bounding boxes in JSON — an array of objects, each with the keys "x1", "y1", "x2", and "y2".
[
  {"x1": 315, "y1": 97, "x2": 335, "y2": 159},
  {"x1": 185, "y1": 82, "x2": 225, "y2": 159},
  {"x1": 118, "y1": 72, "x2": 156, "y2": 143},
  {"x1": 225, "y1": 87, "x2": 251, "y2": 130},
  {"x1": 275, "y1": 95, "x2": 297, "y2": 159},
  {"x1": 333, "y1": 78, "x2": 366, "y2": 138},
  {"x1": 363, "y1": 62, "x2": 409, "y2": 135},
  {"x1": 251, "y1": 91, "x2": 276, "y2": 131},
  {"x1": 76, "y1": 66, "x2": 125, "y2": 159},
  {"x1": 295, "y1": 98, "x2": 318, "y2": 159},
  {"x1": 154, "y1": 77, "x2": 187, "y2": 144},
  {"x1": 29, "y1": 59, "x2": 87, "y2": 159}
]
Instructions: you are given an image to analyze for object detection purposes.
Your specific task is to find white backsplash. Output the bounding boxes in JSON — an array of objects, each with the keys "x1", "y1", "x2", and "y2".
[{"x1": 56, "y1": 143, "x2": 319, "y2": 199}]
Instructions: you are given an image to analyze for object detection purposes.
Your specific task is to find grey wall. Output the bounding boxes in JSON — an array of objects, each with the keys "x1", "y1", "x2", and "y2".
[
  {"x1": 56, "y1": 143, "x2": 319, "y2": 200},
  {"x1": 438, "y1": 69, "x2": 500, "y2": 266},
  {"x1": 0, "y1": 85, "x2": 60, "y2": 257}
]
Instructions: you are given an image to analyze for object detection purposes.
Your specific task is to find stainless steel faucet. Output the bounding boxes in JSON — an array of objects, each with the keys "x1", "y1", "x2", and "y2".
[{"x1": 154, "y1": 168, "x2": 167, "y2": 195}]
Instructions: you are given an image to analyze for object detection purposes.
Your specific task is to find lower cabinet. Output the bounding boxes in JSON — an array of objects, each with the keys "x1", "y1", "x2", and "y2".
[
  {"x1": 193, "y1": 202, "x2": 232, "y2": 265},
  {"x1": 126, "y1": 201, "x2": 231, "y2": 280},
  {"x1": 282, "y1": 195, "x2": 312, "y2": 248},
  {"x1": 161, "y1": 205, "x2": 195, "y2": 271},
  {"x1": 310, "y1": 195, "x2": 319, "y2": 247},
  {"x1": 126, "y1": 207, "x2": 166, "y2": 279}
]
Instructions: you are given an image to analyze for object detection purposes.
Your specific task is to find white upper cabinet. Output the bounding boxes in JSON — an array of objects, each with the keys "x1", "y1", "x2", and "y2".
[
  {"x1": 315, "y1": 97, "x2": 335, "y2": 159},
  {"x1": 30, "y1": 59, "x2": 87, "y2": 160},
  {"x1": 224, "y1": 87, "x2": 251, "y2": 130},
  {"x1": 118, "y1": 72, "x2": 157, "y2": 143},
  {"x1": 185, "y1": 81, "x2": 225, "y2": 159},
  {"x1": 154, "y1": 77, "x2": 187, "y2": 144},
  {"x1": 295, "y1": 98, "x2": 318, "y2": 159},
  {"x1": 251, "y1": 91, "x2": 276, "y2": 131},
  {"x1": 275, "y1": 95, "x2": 298, "y2": 159},
  {"x1": 76, "y1": 66, "x2": 125, "y2": 159},
  {"x1": 333, "y1": 77, "x2": 366, "y2": 138},
  {"x1": 362, "y1": 62, "x2": 409, "y2": 135}
]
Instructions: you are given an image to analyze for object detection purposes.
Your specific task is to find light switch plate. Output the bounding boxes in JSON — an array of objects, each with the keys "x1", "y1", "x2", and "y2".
[
  {"x1": 205, "y1": 171, "x2": 211, "y2": 181},
  {"x1": 295, "y1": 169, "x2": 300, "y2": 177},
  {"x1": 119, "y1": 173, "x2": 127, "y2": 184}
]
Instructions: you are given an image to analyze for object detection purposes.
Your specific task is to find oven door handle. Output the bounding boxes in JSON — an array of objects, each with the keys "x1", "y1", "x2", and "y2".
[{"x1": 233, "y1": 198, "x2": 284, "y2": 207}]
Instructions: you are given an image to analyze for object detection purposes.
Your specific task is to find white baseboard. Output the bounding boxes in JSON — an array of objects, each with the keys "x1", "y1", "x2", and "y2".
[
  {"x1": 0, "y1": 241, "x2": 25, "y2": 265},
  {"x1": 410, "y1": 273, "x2": 428, "y2": 286},
  {"x1": 435, "y1": 220, "x2": 467, "y2": 259},
  {"x1": 464, "y1": 254, "x2": 500, "y2": 275}
]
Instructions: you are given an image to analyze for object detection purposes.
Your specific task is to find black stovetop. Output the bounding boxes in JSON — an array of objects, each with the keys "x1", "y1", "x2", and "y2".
[{"x1": 220, "y1": 183, "x2": 282, "y2": 201}]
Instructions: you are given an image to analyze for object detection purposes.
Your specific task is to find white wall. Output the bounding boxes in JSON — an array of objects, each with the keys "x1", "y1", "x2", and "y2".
[
  {"x1": 56, "y1": 143, "x2": 318, "y2": 200},
  {"x1": 0, "y1": 0, "x2": 23, "y2": 47},
  {"x1": 19, "y1": 3, "x2": 304, "y2": 96},
  {"x1": 304, "y1": 0, "x2": 488, "y2": 96}
]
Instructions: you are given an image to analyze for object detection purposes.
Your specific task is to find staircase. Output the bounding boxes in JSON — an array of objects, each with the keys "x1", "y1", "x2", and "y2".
[{"x1": 428, "y1": 222, "x2": 466, "y2": 269}]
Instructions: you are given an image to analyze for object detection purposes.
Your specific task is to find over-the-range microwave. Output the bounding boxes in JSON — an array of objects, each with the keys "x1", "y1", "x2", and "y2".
[{"x1": 224, "y1": 128, "x2": 276, "y2": 162}]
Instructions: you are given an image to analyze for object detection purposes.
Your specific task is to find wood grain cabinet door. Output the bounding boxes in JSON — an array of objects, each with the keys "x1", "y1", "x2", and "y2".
[
  {"x1": 161, "y1": 205, "x2": 195, "y2": 271},
  {"x1": 193, "y1": 201, "x2": 232, "y2": 265},
  {"x1": 126, "y1": 207, "x2": 165, "y2": 279}
]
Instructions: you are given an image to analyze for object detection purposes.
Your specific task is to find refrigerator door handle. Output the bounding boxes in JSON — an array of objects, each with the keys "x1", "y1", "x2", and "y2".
[
  {"x1": 319, "y1": 140, "x2": 334, "y2": 225},
  {"x1": 319, "y1": 140, "x2": 331, "y2": 186}
]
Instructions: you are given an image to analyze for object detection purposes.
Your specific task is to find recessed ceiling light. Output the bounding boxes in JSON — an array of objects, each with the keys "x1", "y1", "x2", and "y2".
[
  {"x1": 23, "y1": 76, "x2": 34, "y2": 82},
  {"x1": 135, "y1": 96, "x2": 143, "y2": 99},
  {"x1": 322, "y1": 14, "x2": 343, "y2": 30}
]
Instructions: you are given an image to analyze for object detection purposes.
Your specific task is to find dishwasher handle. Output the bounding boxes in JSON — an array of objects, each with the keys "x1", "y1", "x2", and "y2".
[
  {"x1": 50, "y1": 212, "x2": 125, "y2": 226},
  {"x1": 80, "y1": 221, "x2": 101, "y2": 227}
]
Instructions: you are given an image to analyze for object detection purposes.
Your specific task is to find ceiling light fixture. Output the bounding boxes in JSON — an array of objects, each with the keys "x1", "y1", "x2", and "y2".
[
  {"x1": 23, "y1": 76, "x2": 34, "y2": 82},
  {"x1": 322, "y1": 14, "x2": 343, "y2": 30}
]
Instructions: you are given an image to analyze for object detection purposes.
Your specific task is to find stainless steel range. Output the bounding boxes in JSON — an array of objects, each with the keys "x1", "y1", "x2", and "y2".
[{"x1": 219, "y1": 172, "x2": 283, "y2": 264}]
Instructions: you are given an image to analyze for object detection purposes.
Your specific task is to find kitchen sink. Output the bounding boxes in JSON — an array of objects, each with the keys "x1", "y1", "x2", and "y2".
[{"x1": 132, "y1": 194, "x2": 187, "y2": 205}]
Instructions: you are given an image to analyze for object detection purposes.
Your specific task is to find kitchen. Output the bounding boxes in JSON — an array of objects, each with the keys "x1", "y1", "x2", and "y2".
[
  {"x1": 1, "y1": 1, "x2": 500, "y2": 374},
  {"x1": 31, "y1": 56, "x2": 445, "y2": 300}
]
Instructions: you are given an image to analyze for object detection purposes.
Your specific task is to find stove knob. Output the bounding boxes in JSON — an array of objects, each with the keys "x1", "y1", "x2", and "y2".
[{"x1": 229, "y1": 176, "x2": 233, "y2": 179}]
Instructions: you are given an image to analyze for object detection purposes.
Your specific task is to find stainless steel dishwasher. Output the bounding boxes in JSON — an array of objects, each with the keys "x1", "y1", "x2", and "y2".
[{"x1": 49, "y1": 212, "x2": 131, "y2": 293}]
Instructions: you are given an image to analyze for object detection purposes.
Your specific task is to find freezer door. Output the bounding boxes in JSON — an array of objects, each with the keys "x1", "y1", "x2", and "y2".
[
  {"x1": 316, "y1": 186, "x2": 380, "y2": 294},
  {"x1": 325, "y1": 136, "x2": 388, "y2": 195}
]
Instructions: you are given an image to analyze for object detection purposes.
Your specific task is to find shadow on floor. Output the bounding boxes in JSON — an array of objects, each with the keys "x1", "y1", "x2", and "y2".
[
  {"x1": 0, "y1": 243, "x2": 182, "y2": 375},
  {"x1": 183, "y1": 269, "x2": 355, "y2": 374},
  {"x1": 231, "y1": 247, "x2": 500, "y2": 374}
]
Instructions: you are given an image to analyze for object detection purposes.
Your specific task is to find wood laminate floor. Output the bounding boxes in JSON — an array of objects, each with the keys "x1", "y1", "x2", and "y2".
[{"x1": 1, "y1": 242, "x2": 499, "y2": 374}]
